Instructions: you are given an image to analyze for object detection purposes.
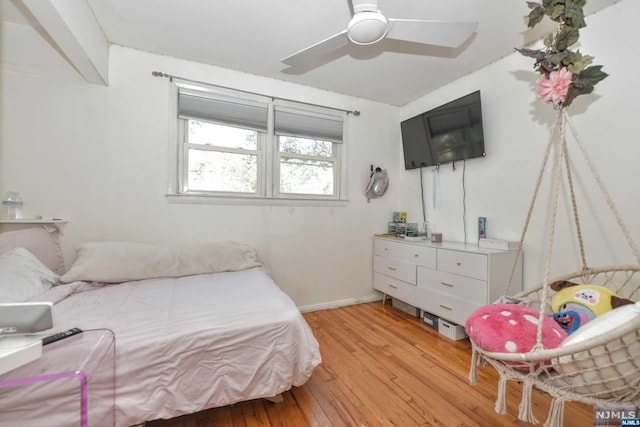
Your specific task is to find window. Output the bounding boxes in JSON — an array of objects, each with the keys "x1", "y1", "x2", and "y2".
[{"x1": 170, "y1": 81, "x2": 346, "y2": 202}]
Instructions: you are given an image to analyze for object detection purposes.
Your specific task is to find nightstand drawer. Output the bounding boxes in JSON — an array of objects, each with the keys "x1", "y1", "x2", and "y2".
[
  {"x1": 437, "y1": 249, "x2": 487, "y2": 280},
  {"x1": 373, "y1": 255, "x2": 416, "y2": 284},
  {"x1": 373, "y1": 273, "x2": 417, "y2": 302},
  {"x1": 417, "y1": 267, "x2": 487, "y2": 302},
  {"x1": 374, "y1": 239, "x2": 436, "y2": 269}
]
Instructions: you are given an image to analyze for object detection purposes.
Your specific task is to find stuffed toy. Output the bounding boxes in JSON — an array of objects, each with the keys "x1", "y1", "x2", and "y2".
[
  {"x1": 550, "y1": 280, "x2": 635, "y2": 334},
  {"x1": 465, "y1": 303, "x2": 567, "y2": 371}
]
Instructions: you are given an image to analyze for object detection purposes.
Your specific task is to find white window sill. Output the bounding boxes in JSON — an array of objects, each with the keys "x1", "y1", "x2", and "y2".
[{"x1": 166, "y1": 193, "x2": 349, "y2": 207}]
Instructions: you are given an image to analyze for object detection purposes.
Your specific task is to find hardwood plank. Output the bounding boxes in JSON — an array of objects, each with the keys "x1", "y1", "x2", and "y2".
[
  {"x1": 146, "y1": 302, "x2": 593, "y2": 427},
  {"x1": 289, "y1": 383, "x2": 332, "y2": 427}
]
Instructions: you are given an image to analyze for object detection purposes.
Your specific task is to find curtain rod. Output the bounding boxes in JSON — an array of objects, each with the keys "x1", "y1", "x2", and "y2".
[{"x1": 151, "y1": 71, "x2": 360, "y2": 117}]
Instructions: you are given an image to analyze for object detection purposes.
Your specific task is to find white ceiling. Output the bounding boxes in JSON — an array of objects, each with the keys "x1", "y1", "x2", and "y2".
[{"x1": 3, "y1": 0, "x2": 618, "y2": 106}]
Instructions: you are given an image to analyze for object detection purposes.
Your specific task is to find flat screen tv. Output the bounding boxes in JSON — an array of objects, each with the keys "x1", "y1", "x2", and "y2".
[{"x1": 401, "y1": 90, "x2": 485, "y2": 169}]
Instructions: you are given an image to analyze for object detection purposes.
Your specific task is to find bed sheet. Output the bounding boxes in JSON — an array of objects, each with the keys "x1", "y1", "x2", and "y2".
[{"x1": 0, "y1": 267, "x2": 321, "y2": 426}]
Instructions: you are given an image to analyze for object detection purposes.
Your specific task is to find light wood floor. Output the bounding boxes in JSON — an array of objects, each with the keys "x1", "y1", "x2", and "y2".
[{"x1": 147, "y1": 302, "x2": 593, "y2": 427}]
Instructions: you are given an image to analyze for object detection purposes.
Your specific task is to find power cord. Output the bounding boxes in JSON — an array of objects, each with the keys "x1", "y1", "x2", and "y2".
[
  {"x1": 420, "y1": 167, "x2": 427, "y2": 228},
  {"x1": 462, "y1": 160, "x2": 467, "y2": 243}
]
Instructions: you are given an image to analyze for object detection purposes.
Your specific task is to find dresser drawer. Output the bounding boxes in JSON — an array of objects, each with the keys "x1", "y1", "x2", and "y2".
[
  {"x1": 373, "y1": 272, "x2": 417, "y2": 302},
  {"x1": 373, "y1": 255, "x2": 417, "y2": 284},
  {"x1": 437, "y1": 249, "x2": 487, "y2": 280},
  {"x1": 414, "y1": 288, "x2": 482, "y2": 326},
  {"x1": 374, "y1": 239, "x2": 436, "y2": 269},
  {"x1": 417, "y1": 267, "x2": 488, "y2": 303}
]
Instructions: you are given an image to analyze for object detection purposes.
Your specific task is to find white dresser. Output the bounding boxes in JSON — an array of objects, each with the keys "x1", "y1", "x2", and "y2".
[{"x1": 373, "y1": 237, "x2": 523, "y2": 326}]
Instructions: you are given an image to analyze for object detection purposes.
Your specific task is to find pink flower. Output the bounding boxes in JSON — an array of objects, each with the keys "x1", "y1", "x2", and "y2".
[{"x1": 536, "y1": 67, "x2": 573, "y2": 105}]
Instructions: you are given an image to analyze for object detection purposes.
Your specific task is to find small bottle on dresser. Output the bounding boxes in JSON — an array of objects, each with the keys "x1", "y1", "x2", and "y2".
[{"x1": 1, "y1": 191, "x2": 23, "y2": 219}]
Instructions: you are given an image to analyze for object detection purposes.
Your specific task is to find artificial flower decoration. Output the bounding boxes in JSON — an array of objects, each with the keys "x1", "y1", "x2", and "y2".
[
  {"x1": 536, "y1": 67, "x2": 573, "y2": 105},
  {"x1": 517, "y1": 0, "x2": 608, "y2": 107}
]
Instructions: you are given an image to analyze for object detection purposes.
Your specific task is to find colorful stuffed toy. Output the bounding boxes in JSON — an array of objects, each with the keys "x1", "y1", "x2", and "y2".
[
  {"x1": 550, "y1": 281, "x2": 634, "y2": 334},
  {"x1": 465, "y1": 303, "x2": 567, "y2": 371}
]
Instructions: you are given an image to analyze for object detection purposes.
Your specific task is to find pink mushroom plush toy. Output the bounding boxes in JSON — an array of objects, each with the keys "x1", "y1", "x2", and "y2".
[{"x1": 465, "y1": 304, "x2": 568, "y2": 370}]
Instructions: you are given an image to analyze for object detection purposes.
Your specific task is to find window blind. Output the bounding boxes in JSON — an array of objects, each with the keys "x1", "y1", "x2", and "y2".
[
  {"x1": 178, "y1": 90, "x2": 268, "y2": 132},
  {"x1": 274, "y1": 106, "x2": 344, "y2": 143}
]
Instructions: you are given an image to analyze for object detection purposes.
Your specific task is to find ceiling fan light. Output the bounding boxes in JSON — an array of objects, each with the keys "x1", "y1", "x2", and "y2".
[{"x1": 347, "y1": 12, "x2": 388, "y2": 45}]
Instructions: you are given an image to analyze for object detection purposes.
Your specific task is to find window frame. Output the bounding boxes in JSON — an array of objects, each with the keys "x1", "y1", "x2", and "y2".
[
  {"x1": 167, "y1": 80, "x2": 348, "y2": 205},
  {"x1": 274, "y1": 135, "x2": 340, "y2": 199}
]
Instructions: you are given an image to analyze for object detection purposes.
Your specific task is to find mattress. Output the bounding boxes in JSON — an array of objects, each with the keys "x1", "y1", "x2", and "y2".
[{"x1": 0, "y1": 267, "x2": 321, "y2": 426}]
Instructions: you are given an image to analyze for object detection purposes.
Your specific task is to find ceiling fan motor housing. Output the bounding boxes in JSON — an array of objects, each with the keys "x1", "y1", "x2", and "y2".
[{"x1": 348, "y1": 11, "x2": 388, "y2": 45}]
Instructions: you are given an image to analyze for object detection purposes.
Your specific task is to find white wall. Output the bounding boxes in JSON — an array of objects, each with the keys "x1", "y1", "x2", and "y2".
[
  {"x1": 3, "y1": 0, "x2": 637, "y2": 309},
  {"x1": 399, "y1": 0, "x2": 640, "y2": 289},
  {"x1": 0, "y1": 23, "x2": 402, "y2": 310}
]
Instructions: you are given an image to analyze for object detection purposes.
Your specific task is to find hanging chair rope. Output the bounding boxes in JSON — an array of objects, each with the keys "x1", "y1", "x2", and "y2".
[
  {"x1": 504, "y1": 110, "x2": 563, "y2": 295},
  {"x1": 469, "y1": 108, "x2": 640, "y2": 426},
  {"x1": 535, "y1": 109, "x2": 567, "y2": 349},
  {"x1": 563, "y1": 109, "x2": 640, "y2": 265},
  {"x1": 561, "y1": 127, "x2": 589, "y2": 273}
]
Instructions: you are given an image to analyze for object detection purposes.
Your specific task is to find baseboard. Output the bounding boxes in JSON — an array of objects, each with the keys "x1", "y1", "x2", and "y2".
[{"x1": 298, "y1": 294, "x2": 383, "y2": 313}]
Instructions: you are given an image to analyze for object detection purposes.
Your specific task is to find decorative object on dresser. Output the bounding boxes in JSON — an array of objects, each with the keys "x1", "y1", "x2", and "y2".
[{"x1": 373, "y1": 237, "x2": 523, "y2": 335}]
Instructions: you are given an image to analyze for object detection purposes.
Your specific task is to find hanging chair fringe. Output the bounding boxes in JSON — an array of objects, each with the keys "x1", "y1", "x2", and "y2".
[
  {"x1": 495, "y1": 375, "x2": 508, "y2": 414},
  {"x1": 518, "y1": 379, "x2": 539, "y2": 424},
  {"x1": 469, "y1": 350, "x2": 478, "y2": 384},
  {"x1": 544, "y1": 397, "x2": 565, "y2": 427},
  {"x1": 479, "y1": 357, "x2": 487, "y2": 368}
]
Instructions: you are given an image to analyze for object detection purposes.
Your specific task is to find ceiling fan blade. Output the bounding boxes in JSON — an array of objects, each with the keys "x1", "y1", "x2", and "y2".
[
  {"x1": 281, "y1": 30, "x2": 349, "y2": 67},
  {"x1": 387, "y1": 19, "x2": 478, "y2": 48}
]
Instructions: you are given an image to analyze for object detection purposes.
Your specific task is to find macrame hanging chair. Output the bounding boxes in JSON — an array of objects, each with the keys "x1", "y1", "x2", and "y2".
[{"x1": 467, "y1": 108, "x2": 640, "y2": 427}]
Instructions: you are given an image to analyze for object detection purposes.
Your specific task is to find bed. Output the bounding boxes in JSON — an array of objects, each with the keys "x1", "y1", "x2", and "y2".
[{"x1": 0, "y1": 227, "x2": 322, "y2": 426}]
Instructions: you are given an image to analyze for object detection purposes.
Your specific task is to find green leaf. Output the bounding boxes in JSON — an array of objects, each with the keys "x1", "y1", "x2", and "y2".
[
  {"x1": 565, "y1": 0, "x2": 586, "y2": 28},
  {"x1": 562, "y1": 50, "x2": 581, "y2": 63},
  {"x1": 516, "y1": 47, "x2": 547, "y2": 62},
  {"x1": 555, "y1": 27, "x2": 580, "y2": 50},
  {"x1": 543, "y1": 33, "x2": 554, "y2": 48},
  {"x1": 526, "y1": 1, "x2": 541, "y2": 9},
  {"x1": 579, "y1": 65, "x2": 609, "y2": 86},
  {"x1": 581, "y1": 54, "x2": 594, "y2": 67},
  {"x1": 567, "y1": 62, "x2": 583, "y2": 74},
  {"x1": 563, "y1": 86, "x2": 579, "y2": 107},
  {"x1": 550, "y1": 4, "x2": 565, "y2": 20},
  {"x1": 562, "y1": 51, "x2": 581, "y2": 70},
  {"x1": 527, "y1": 6, "x2": 545, "y2": 27},
  {"x1": 549, "y1": 50, "x2": 568, "y2": 66}
]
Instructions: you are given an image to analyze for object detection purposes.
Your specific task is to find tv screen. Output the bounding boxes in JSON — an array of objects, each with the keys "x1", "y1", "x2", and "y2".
[{"x1": 401, "y1": 90, "x2": 485, "y2": 169}]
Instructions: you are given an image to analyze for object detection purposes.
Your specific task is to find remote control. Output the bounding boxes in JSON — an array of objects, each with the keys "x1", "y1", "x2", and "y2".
[{"x1": 42, "y1": 328, "x2": 83, "y2": 346}]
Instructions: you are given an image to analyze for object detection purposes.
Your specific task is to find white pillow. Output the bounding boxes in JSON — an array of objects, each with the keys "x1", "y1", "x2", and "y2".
[
  {"x1": 0, "y1": 247, "x2": 60, "y2": 302},
  {"x1": 0, "y1": 227, "x2": 65, "y2": 275},
  {"x1": 554, "y1": 302, "x2": 640, "y2": 398},
  {"x1": 60, "y1": 241, "x2": 262, "y2": 283}
]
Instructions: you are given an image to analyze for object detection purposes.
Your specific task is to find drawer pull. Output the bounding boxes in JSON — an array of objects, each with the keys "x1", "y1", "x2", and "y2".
[
  {"x1": 440, "y1": 281, "x2": 455, "y2": 287},
  {"x1": 439, "y1": 304, "x2": 453, "y2": 311},
  {"x1": 387, "y1": 266, "x2": 397, "y2": 271},
  {"x1": 456, "y1": 261, "x2": 462, "y2": 266},
  {"x1": 414, "y1": 253, "x2": 419, "y2": 257},
  {"x1": 389, "y1": 284, "x2": 398, "y2": 289},
  {"x1": 384, "y1": 247, "x2": 388, "y2": 251}
]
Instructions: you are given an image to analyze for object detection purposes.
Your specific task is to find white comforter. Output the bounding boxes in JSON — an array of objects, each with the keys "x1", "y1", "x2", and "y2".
[{"x1": 0, "y1": 267, "x2": 321, "y2": 426}]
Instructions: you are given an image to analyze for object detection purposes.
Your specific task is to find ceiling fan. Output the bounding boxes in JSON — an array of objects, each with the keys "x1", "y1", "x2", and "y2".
[{"x1": 281, "y1": 0, "x2": 478, "y2": 67}]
